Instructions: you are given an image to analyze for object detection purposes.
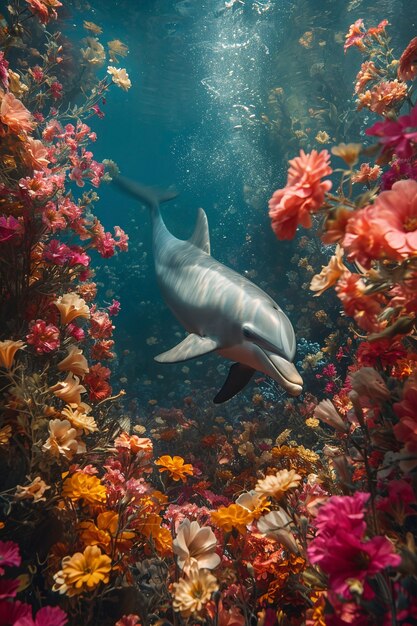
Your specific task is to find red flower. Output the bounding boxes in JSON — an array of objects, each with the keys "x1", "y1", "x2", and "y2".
[
  {"x1": 26, "y1": 319, "x2": 60, "y2": 354},
  {"x1": 398, "y1": 36, "x2": 417, "y2": 81}
]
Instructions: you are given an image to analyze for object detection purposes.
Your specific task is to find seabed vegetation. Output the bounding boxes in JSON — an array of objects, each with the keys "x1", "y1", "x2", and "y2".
[{"x1": 0, "y1": 2, "x2": 417, "y2": 625}]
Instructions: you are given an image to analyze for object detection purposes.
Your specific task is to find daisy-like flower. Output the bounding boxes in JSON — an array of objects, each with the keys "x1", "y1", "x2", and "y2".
[
  {"x1": 53, "y1": 545, "x2": 111, "y2": 596},
  {"x1": 15, "y1": 476, "x2": 50, "y2": 502},
  {"x1": 54, "y1": 292, "x2": 90, "y2": 325},
  {"x1": 57, "y1": 346, "x2": 89, "y2": 379},
  {"x1": 61, "y1": 404, "x2": 98, "y2": 434},
  {"x1": 62, "y1": 472, "x2": 107, "y2": 505},
  {"x1": 42, "y1": 419, "x2": 86, "y2": 460},
  {"x1": 155, "y1": 455, "x2": 193, "y2": 482},
  {"x1": 0, "y1": 340, "x2": 25, "y2": 369},
  {"x1": 107, "y1": 66, "x2": 131, "y2": 91},
  {"x1": 173, "y1": 519, "x2": 220, "y2": 575},
  {"x1": 172, "y1": 566, "x2": 219, "y2": 618},
  {"x1": 211, "y1": 503, "x2": 254, "y2": 534},
  {"x1": 255, "y1": 469, "x2": 302, "y2": 500}
]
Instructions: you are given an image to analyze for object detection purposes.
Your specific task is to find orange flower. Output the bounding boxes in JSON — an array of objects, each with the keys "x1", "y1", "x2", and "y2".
[
  {"x1": 354, "y1": 61, "x2": 381, "y2": 95},
  {"x1": 54, "y1": 292, "x2": 90, "y2": 325},
  {"x1": 331, "y1": 143, "x2": 362, "y2": 167},
  {"x1": 23, "y1": 137, "x2": 49, "y2": 170},
  {"x1": 155, "y1": 455, "x2": 193, "y2": 482},
  {"x1": 357, "y1": 80, "x2": 408, "y2": 115},
  {"x1": 211, "y1": 504, "x2": 254, "y2": 534},
  {"x1": 136, "y1": 512, "x2": 173, "y2": 556},
  {"x1": 79, "y1": 511, "x2": 134, "y2": 554},
  {"x1": 49, "y1": 372, "x2": 86, "y2": 405},
  {"x1": 53, "y1": 545, "x2": 111, "y2": 596},
  {"x1": 15, "y1": 476, "x2": 50, "y2": 502},
  {"x1": 57, "y1": 346, "x2": 89, "y2": 378},
  {"x1": 114, "y1": 432, "x2": 153, "y2": 457},
  {"x1": 62, "y1": 472, "x2": 107, "y2": 505},
  {"x1": 351, "y1": 163, "x2": 382, "y2": 184},
  {"x1": 398, "y1": 37, "x2": 417, "y2": 81},
  {"x1": 0, "y1": 339, "x2": 25, "y2": 369},
  {"x1": 310, "y1": 245, "x2": 348, "y2": 297},
  {"x1": 0, "y1": 91, "x2": 34, "y2": 134}
]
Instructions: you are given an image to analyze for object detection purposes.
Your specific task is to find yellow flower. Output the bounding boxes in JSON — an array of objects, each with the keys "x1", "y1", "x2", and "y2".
[
  {"x1": 81, "y1": 37, "x2": 106, "y2": 66},
  {"x1": 62, "y1": 472, "x2": 106, "y2": 505},
  {"x1": 315, "y1": 130, "x2": 330, "y2": 144},
  {"x1": 53, "y1": 545, "x2": 111, "y2": 596},
  {"x1": 107, "y1": 66, "x2": 131, "y2": 91},
  {"x1": 0, "y1": 340, "x2": 25, "y2": 369},
  {"x1": 155, "y1": 455, "x2": 193, "y2": 482},
  {"x1": 15, "y1": 476, "x2": 50, "y2": 502},
  {"x1": 136, "y1": 512, "x2": 173, "y2": 556},
  {"x1": 0, "y1": 425, "x2": 12, "y2": 445},
  {"x1": 255, "y1": 469, "x2": 302, "y2": 500},
  {"x1": 57, "y1": 346, "x2": 89, "y2": 378},
  {"x1": 42, "y1": 419, "x2": 86, "y2": 460},
  {"x1": 79, "y1": 511, "x2": 135, "y2": 554},
  {"x1": 54, "y1": 293, "x2": 90, "y2": 325},
  {"x1": 49, "y1": 372, "x2": 86, "y2": 405},
  {"x1": 61, "y1": 404, "x2": 98, "y2": 434},
  {"x1": 331, "y1": 142, "x2": 362, "y2": 167},
  {"x1": 211, "y1": 504, "x2": 254, "y2": 534},
  {"x1": 172, "y1": 567, "x2": 219, "y2": 617},
  {"x1": 83, "y1": 20, "x2": 102, "y2": 34},
  {"x1": 108, "y1": 39, "x2": 129, "y2": 62}
]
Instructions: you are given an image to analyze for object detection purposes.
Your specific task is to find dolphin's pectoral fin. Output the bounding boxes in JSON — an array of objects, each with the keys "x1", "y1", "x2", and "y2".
[
  {"x1": 213, "y1": 363, "x2": 255, "y2": 404},
  {"x1": 154, "y1": 333, "x2": 218, "y2": 363},
  {"x1": 188, "y1": 208, "x2": 210, "y2": 254}
]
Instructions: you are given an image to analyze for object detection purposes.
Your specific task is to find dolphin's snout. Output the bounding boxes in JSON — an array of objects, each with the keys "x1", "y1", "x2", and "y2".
[{"x1": 267, "y1": 353, "x2": 303, "y2": 397}]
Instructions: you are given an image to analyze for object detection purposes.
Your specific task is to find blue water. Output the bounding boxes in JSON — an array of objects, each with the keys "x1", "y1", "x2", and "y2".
[{"x1": 62, "y1": 0, "x2": 417, "y2": 417}]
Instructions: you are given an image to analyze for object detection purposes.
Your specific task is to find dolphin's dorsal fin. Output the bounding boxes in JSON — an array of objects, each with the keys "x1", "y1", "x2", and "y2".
[
  {"x1": 188, "y1": 208, "x2": 210, "y2": 254},
  {"x1": 213, "y1": 363, "x2": 255, "y2": 404},
  {"x1": 154, "y1": 333, "x2": 218, "y2": 363}
]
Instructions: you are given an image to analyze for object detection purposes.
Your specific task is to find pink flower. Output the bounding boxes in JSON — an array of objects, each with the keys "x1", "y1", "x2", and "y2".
[
  {"x1": 0, "y1": 599, "x2": 32, "y2": 624},
  {"x1": 336, "y1": 272, "x2": 382, "y2": 332},
  {"x1": 115, "y1": 615, "x2": 141, "y2": 626},
  {"x1": 33, "y1": 606, "x2": 68, "y2": 626},
  {"x1": 95, "y1": 231, "x2": 117, "y2": 258},
  {"x1": 343, "y1": 206, "x2": 390, "y2": 268},
  {"x1": 0, "y1": 578, "x2": 19, "y2": 599},
  {"x1": 50, "y1": 81, "x2": 63, "y2": 100},
  {"x1": 42, "y1": 239, "x2": 71, "y2": 265},
  {"x1": 0, "y1": 92, "x2": 34, "y2": 134},
  {"x1": 66, "y1": 323, "x2": 85, "y2": 342},
  {"x1": 268, "y1": 150, "x2": 332, "y2": 240},
  {"x1": 114, "y1": 226, "x2": 129, "y2": 251},
  {"x1": 42, "y1": 202, "x2": 67, "y2": 232},
  {"x1": 26, "y1": 319, "x2": 60, "y2": 354},
  {"x1": 0, "y1": 541, "x2": 21, "y2": 574},
  {"x1": 31, "y1": 65, "x2": 44, "y2": 83},
  {"x1": 393, "y1": 372, "x2": 417, "y2": 443},
  {"x1": 366, "y1": 105, "x2": 417, "y2": 160},
  {"x1": 89, "y1": 308, "x2": 114, "y2": 339},
  {"x1": 314, "y1": 492, "x2": 370, "y2": 537},
  {"x1": 377, "y1": 479, "x2": 417, "y2": 524},
  {"x1": 0, "y1": 215, "x2": 23, "y2": 243},
  {"x1": 67, "y1": 246, "x2": 90, "y2": 267},
  {"x1": 344, "y1": 19, "x2": 366, "y2": 52},
  {"x1": 108, "y1": 299, "x2": 121, "y2": 316}
]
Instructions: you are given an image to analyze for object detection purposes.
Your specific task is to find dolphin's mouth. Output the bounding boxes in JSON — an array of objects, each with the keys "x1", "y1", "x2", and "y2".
[{"x1": 264, "y1": 351, "x2": 303, "y2": 397}]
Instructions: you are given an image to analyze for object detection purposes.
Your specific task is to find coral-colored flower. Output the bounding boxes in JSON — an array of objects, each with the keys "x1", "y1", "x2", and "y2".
[
  {"x1": 393, "y1": 371, "x2": 417, "y2": 443},
  {"x1": 398, "y1": 37, "x2": 417, "y2": 81},
  {"x1": 57, "y1": 346, "x2": 89, "y2": 378},
  {"x1": 53, "y1": 545, "x2": 111, "y2": 596},
  {"x1": 268, "y1": 150, "x2": 332, "y2": 240},
  {"x1": 15, "y1": 476, "x2": 50, "y2": 502},
  {"x1": 354, "y1": 61, "x2": 381, "y2": 95},
  {"x1": 173, "y1": 519, "x2": 220, "y2": 574},
  {"x1": 42, "y1": 419, "x2": 85, "y2": 460},
  {"x1": 310, "y1": 245, "x2": 347, "y2": 296},
  {"x1": 49, "y1": 372, "x2": 86, "y2": 405},
  {"x1": 0, "y1": 91, "x2": 34, "y2": 134},
  {"x1": 114, "y1": 432, "x2": 153, "y2": 457},
  {"x1": 54, "y1": 292, "x2": 90, "y2": 325},
  {"x1": 26, "y1": 319, "x2": 60, "y2": 354},
  {"x1": 25, "y1": 0, "x2": 62, "y2": 24},
  {"x1": 211, "y1": 503, "x2": 254, "y2": 534},
  {"x1": 90, "y1": 339, "x2": 115, "y2": 360},
  {"x1": 255, "y1": 469, "x2": 302, "y2": 500},
  {"x1": 351, "y1": 162, "x2": 382, "y2": 184},
  {"x1": 336, "y1": 272, "x2": 382, "y2": 332},
  {"x1": 0, "y1": 339, "x2": 25, "y2": 369},
  {"x1": 344, "y1": 19, "x2": 366, "y2": 52},
  {"x1": 172, "y1": 567, "x2": 219, "y2": 617},
  {"x1": 0, "y1": 540, "x2": 21, "y2": 574},
  {"x1": 62, "y1": 472, "x2": 107, "y2": 505},
  {"x1": 89, "y1": 308, "x2": 114, "y2": 339},
  {"x1": 357, "y1": 80, "x2": 408, "y2": 115},
  {"x1": 24, "y1": 137, "x2": 50, "y2": 170},
  {"x1": 155, "y1": 455, "x2": 194, "y2": 482}
]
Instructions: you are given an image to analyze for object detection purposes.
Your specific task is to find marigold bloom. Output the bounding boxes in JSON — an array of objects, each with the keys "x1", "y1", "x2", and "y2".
[
  {"x1": 79, "y1": 511, "x2": 134, "y2": 553},
  {"x1": 53, "y1": 545, "x2": 111, "y2": 596},
  {"x1": 255, "y1": 469, "x2": 302, "y2": 500},
  {"x1": 0, "y1": 91, "x2": 34, "y2": 133},
  {"x1": 54, "y1": 292, "x2": 90, "y2": 325},
  {"x1": 155, "y1": 455, "x2": 194, "y2": 482},
  {"x1": 15, "y1": 476, "x2": 50, "y2": 502},
  {"x1": 211, "y1": 503, "x2": 253, "y2": 534},
  {"x1": 310, "y1": 245, "x2": 347, "y2": 297},
  {"x1": 57, "y1": 346, "x2": 89, "y2": 378},
  {"x1": 173, "y1": 519, "x2": 220, "y2": 575},
  {"x1": 398, "y1": 37, "x2": 417, "y2": 81},
  {"x1": 0, "y1": 340, "x2": 25, "y2": 369},
  {"x1": 172, "y1": 567, "x2": 219, "y2": 617},
  {"x1": 268, "y1": 150, "x2": 332, "y2": 240},
  {"x1": 62, "y1": 472, "x2": 107, "y2": 505}
]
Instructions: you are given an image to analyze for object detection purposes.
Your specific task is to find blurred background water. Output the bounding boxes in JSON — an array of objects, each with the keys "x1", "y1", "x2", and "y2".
[{"x1": 62, "y1": 0, "x2": 417, "y2": 420}]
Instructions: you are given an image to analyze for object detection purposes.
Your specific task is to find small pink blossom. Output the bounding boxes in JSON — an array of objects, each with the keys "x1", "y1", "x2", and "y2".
[
  {"x1": 108, "y1": 299, "x2": 121, "y2": 316},
  {"x1": 66, "y1": 323, "x2": 85, "y2": 342},
  {"x1": 26, "y1": 319, "x2": 60, "y2": 354},
  {"x1": 50, "y1": 81, "x2": 63, "y2": 100}
]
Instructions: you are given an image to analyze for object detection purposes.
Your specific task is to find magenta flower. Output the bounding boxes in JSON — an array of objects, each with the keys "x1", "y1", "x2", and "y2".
[
  {"x1": 26, "y1": 320, "x2": 60, "y2": 354},
  {"x1": 33, "y1": 606, "x2": 68, "y2": 626},
  {"x1": 381, "y1": 158, "x2": 417, "y2": 190},
  {"x1": 108, "y1": 299, "x2": 121, "y2": 316},
  {"x1": 366, "y1": 105, "x2": 417, "y2": 159},
  {"x1": 0, "y1": 599, "x2": 32, "y2": 624},
  {"x1": 42, "y1": 239, "x2": 71, "y2": 265},
  {"x1": 0, "y1": 578, "x2": 20, "y2": 599},
  {"x1": 314, "y1": 492, "x2": 370, "y2": 537},
  {"x1": 0, "y1": 541, "x2": 21, "y2": 574},
  {"x1": 377, "y1": 480, "x2": 417, "y2": 524},
  {"x1": 0, "y1": 52, "x2": 9, "y2": 89},
  {"x1": 0, "y1": 215, "x2": 23, "y2": 243},
  {"x1": 67, "y1": 246, "x2": 90, "y2": 267}
]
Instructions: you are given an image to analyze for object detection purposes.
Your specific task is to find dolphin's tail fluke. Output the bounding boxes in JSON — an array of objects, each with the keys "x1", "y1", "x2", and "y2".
[{"x1": 114, "y1": 176, "x2": 179, "y2": 211}]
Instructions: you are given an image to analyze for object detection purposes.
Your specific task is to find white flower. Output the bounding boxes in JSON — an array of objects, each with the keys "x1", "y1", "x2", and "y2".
[
  {"x1": 107, "y1": 66, "x2": 131, "y2": 91},
  {"x1": 257, "y1": 509, "x2": 299, "y2": 554},
  {"x1": 173, "y1": 519, "x2": 220, "y2": 575}
]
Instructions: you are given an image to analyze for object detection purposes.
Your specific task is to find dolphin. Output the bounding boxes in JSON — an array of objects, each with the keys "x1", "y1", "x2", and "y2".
[{"x1": 115, "y1": 177, "x2": 303, "y2": 403}]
